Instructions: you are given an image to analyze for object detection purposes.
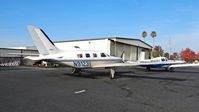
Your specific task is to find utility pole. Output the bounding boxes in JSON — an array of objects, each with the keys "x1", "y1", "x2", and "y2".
[{"x1": 169, "y1": 37, "x2": 171, "y2": 57}]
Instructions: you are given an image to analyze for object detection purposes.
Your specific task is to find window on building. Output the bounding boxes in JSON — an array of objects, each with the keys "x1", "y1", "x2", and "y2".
[
  {"x1": 85, "y1": 53, "x2": 90, "y2": 58},
  {"x1": 101, "y1": 53, "x2": 106, "y2": 57},
  {"x1": 77, "y1": 54, "x2": 83, "y2": 58},
  {"x1": 93, "y1": 53, "x2": 97, "y2": 58}
]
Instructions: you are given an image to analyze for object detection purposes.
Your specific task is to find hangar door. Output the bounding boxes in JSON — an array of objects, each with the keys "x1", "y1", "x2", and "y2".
[
  {"x1": 130, "y1": 47, "x2": 137, "y2": 61},
  {"x1": 123, "y1": 45, "x2": 131, "y2": 61},
  {"x1": 115, "y1": 43, "x2": 131, "y2": 61}
]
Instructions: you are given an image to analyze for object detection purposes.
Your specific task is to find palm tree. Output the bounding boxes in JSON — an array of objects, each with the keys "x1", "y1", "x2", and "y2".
[
  {"x1": 142, "y1": 31, "x2": 147, "y2": 42},
  {"x1": 151, "y1": 31, "x2": 157, "y2": 48}
]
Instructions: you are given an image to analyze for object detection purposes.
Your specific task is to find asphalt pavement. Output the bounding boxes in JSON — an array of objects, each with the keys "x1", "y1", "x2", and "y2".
[{"x1": 0, "y1": 66, "x2": 199, "y2": 112}]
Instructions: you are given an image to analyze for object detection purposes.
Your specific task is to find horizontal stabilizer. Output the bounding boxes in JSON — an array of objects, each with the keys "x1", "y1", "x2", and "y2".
[{"x1": 8, "y1": 53, "x2": 39, "y2": 56}]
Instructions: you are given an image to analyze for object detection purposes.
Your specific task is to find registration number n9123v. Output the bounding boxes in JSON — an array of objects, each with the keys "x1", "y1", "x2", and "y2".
[{"x1": 73, "y1": 60, "x2": 91, "y2": 68}]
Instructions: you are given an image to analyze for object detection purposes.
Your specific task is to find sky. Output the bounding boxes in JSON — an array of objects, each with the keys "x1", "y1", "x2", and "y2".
[{"x1": 0, "y1": 0, "x2": 199, "y2": 53}]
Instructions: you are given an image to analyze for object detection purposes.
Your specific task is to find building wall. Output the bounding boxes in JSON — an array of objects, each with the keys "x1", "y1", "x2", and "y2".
[
  {"x1": 116, "y1": 38, "x2": 151, "y2": 49},
  {"x1": 109, "y1": 40, "x2": 151, "y2": 61},
  {"x1": 0, "y1": 48, "x2": 38, "y2": 66},
  {"x1": 130, "y1": 46, "x2": 137, "y2": 61}
]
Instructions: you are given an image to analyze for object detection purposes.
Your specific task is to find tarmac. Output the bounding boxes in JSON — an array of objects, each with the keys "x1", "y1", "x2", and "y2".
[{"x1": 0, "y1": 66, "x2": 199, "y2": 112}]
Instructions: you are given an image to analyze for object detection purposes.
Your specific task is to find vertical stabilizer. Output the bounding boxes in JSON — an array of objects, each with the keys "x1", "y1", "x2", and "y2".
[{"x1": 28, "y1": 26, "x2": 60, "y2": 55}]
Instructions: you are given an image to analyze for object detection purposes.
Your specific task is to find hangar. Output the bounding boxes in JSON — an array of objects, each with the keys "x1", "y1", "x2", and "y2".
[
  {"x1": 54, "y1": 37, "x2": 152, "y2": 61},
  {"x1": 0, "y1": 47, "x2": 38, "y2": 66}
]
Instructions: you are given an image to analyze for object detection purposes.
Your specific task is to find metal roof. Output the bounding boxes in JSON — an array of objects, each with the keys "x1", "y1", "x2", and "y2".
[{"x1": 54, "y1": 37, "x2": 152, "y2": 49}]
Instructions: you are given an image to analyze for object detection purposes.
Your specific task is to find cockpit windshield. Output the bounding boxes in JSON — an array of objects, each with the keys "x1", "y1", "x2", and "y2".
[
  {"x1": 101, "y1": 53, "x2": 106, "y2": 57},
  {"x1": 161, "y1": 58, "x2": 166, "y2": 62}
]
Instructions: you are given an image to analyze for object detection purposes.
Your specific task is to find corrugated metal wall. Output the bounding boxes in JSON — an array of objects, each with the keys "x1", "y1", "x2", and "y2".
[
  {"x1": 0, "y1": 48, "x2": 38, "y2": 66},
  {"x1": 110, "y1": 41, "x2": 151, "y2": 61}
]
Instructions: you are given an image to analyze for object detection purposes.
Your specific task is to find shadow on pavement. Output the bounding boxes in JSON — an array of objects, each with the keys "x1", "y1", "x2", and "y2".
[{"x1": 65, "y1": 70, "x2": 186, "y2": 81}]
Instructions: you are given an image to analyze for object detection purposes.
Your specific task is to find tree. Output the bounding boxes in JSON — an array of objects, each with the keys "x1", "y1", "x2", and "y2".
[
  {"x1": 164, "y1": 52, "x2": 170, "y2": 59},
  {"x1": 173, "y1": 52, "x2": 179, "y2": 60},
  {"x1": 152, "y1": 46, "x2": 164, "y2": 58},
  {"x1": 180, "y1": 48, "x2": 197, "y2": 63},
  {"x1": 142, "y1": 31, "x2": 147, "y2": 42},
  {"x1": 169, "y1": 55, "x2": 174, "y2": 60},
  {"x1": 151, "y1": 31, "x2": 157, "y2": 48},
  {"x1": 196, "y1": 53, "x2": 199, "y2": 61}
]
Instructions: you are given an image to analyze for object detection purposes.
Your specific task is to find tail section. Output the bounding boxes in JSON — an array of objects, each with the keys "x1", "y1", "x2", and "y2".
[{"x1": 28, "y1": 25, "x2": 60, "y2": 55}]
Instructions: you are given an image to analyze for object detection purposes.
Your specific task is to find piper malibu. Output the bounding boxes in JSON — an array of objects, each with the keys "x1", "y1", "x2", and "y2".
[
  {"x1": 26, "y1": 25, "x2": 199, "y2": 79},
  {"x1": 26, "y1": 26, "x2": 139, "y2": 79}
]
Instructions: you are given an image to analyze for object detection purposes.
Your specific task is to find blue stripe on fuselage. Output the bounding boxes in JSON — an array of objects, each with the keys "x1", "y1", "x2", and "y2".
[{"x1": 140, "y1": 64, "x2": 170, "y2": 68}]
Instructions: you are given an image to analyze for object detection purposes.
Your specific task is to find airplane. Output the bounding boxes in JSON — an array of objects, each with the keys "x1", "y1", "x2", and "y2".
[
  {"x1": 26, "y1": 25, "x2": 139, "y2": 79},
  {"x1": 25, "y1": 25, "x2": 199, "y2": 79},
  {"x1": 128, "y1": 52, "x2": 199, "y2": 71}
]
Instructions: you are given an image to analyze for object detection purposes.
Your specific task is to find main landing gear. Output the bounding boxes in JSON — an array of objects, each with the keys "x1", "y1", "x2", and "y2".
[
  {"x1": 164, "y1": 67, "x2": 174, "y2": 72},
  {"x1": 169, "y1": 67, "x2": 174, "y2": 72},
  {"x1": 72, "y1": 68, "x2": 116, "y2": 79},
  {"x1": 110, "y1": 68, "x2": 116, "y2": 79},
  {"x1": 146, "y1": 66, "x2": 151, "y2": 71},
  {"x1": 72, "y1": 68, "x2": 82, "y2": 76}
]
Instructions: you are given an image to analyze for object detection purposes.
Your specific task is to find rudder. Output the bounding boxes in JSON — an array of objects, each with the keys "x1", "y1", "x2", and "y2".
[{"x1": 28, "y1": 25, "x2": 60, "y2": 55}]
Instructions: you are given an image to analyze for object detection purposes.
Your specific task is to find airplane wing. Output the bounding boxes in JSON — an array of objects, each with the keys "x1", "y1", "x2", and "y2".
[
  {"x1": 128, "y1": 61, "x2": 199, "y2": 68},
  {"x1": 136, "y1": 62, "x2": 199, "y2": 68},
  {"x1": 169, "y1": 63, "x2": 199, "y2": 68},
  {"x1": 92, "y1": 62, "x2": 139, "y2": 68},
  {"x1": 136, "y1": 61, "x2": 184, "y2": 66}
]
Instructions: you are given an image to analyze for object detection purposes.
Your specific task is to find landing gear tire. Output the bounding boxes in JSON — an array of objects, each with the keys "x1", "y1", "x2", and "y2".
[
  {"x1": 72, "y1": 68, "x2": 82, "y2": 76},
  {"x1": 110, "y1": 68, "x2": 116, "y2": 79},
  {"x1": 169, "y1": 67, "x2": 174, "y2": 72},
  {"x1": 146, "y1": 66, "x2": 151, "y2": 71}
]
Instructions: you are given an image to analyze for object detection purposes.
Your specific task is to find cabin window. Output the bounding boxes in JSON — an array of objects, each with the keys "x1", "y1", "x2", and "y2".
[
  {"x1": 101, "y1": 53, "x2": 106, "y2": 57},
  {"x1": 85, "y1": 53, "x2": 90, "y2": 58},
  {"x1": 93, "y1": 53, "x2": 97, "y2": 57},
  {"x1": 77, "y1": 54, "x2": 83, "y2": 58}
]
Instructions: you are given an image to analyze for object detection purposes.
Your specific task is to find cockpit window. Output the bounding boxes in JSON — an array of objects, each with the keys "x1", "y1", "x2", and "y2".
[
  {"x1": 161, "y1": 58, "x2": 165, "y2": 62},
  {"x1": 85, "y1": 53, "x2": 90, "y2": 58},
  {"x1": 101, "y1": 53, "x2": 106, "y2": 57},
  {"x1": 93, "y1": 53, "x2": 97, "y2": 57},
  {"x1": 77, "y1": 54, "x2": 82, "y2": 58}
]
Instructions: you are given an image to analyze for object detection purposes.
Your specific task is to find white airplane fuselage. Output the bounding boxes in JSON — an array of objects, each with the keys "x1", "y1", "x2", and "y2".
[
  {"x1": 138, "y1": 57, "x2": 186, "y2": 70},
  {"x1": 27, "y1": 50, "x2": 123, "y2": 69}
]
